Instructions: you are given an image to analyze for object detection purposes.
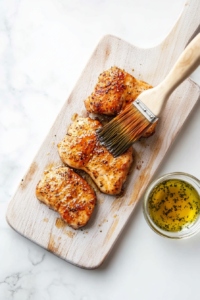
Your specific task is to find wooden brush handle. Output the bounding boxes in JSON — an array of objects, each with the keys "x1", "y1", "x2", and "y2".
[
  {"x1": 162, "y1": 33, "x2": 200, "y2": 97},
  {"x1": 142, "y1": 34, "x2": 200, "y2": 116}
]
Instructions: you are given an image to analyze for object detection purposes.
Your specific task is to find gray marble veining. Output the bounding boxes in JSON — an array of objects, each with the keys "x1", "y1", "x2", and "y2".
[{"x1": 1, "y1": 0, "x2": 200, "y2": 299}]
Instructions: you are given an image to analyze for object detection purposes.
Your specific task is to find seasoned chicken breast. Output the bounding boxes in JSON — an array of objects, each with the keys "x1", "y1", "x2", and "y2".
[
  {"x1": 58, "y1": 117, "x2": 133, "y2": 195},
  {"x1": 36, "y1": 167, "x2": 96, "y2": 229},
  {"x1": 84, "y1": 66, "x2": 157, "y2": 137}
]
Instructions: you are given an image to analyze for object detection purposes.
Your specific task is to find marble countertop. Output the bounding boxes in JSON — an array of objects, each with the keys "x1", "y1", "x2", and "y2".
[{"x1": 1, "y1": 0, "x2": 200, "y2": 299}]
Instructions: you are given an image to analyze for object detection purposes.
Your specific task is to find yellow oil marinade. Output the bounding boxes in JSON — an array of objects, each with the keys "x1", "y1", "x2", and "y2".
[{"x1": 148, "y1": 179, "x2": 200, "y2": 232}]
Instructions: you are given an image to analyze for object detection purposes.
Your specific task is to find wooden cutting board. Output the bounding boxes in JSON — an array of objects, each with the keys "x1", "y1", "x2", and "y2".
[{"x1": 6, "y1": 0, "x2": 200, "y2": 269}]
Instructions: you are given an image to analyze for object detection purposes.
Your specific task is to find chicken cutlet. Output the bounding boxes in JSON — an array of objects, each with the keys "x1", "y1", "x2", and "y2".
[
  {"x1": 58, "y1": 117, "x2": 133, "y2": 195},
  {"x1": 36, "y1": 167, "x2": 96, "y2": 229},
  {"x1": 84, "y1": 66, "x2": 157, "y2": 137}
]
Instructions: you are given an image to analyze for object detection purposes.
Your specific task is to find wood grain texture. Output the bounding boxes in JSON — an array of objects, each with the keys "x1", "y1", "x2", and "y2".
[
  {"x1": 6, "y1": 0, "x2": 200, "y2": 269},
  {"x1": 141, "y1": 33, "x2": 200, "y2": 116}
]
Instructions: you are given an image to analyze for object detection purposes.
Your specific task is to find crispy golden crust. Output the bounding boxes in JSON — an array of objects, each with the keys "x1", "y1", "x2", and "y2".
[
  {"x1": 84, "y1": 67, "x2": 156, "y2": 137},
  {"x1": 85, "y1": 67, "x2": 126, "y2": 115},
  {"x1": 84, "y1": 67, "x2": 152, "y2": 115},
  {"x1": 36, "y1": 167, "x2": 96, "y2": 229},
  {"x1": 58, "y1": 117, "x2": 133, "y2": 195}
]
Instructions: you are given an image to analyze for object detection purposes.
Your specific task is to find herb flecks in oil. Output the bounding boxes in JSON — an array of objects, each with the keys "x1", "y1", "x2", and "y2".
[{"x1": 148, "y1": 179, "x2": 200, "y2": 232}]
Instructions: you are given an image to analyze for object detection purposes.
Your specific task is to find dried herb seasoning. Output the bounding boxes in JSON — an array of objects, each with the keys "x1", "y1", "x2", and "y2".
[{"x1": 148, "y1": 179, "x2": 200, "y2": 232}]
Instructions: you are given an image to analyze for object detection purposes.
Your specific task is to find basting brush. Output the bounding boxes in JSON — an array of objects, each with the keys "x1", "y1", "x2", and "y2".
[{"x1": 97, "y1": 33, "x2": 200, "y2": 157}]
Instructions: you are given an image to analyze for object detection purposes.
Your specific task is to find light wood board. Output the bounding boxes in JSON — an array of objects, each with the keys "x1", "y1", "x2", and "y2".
[{"x1": 6, "y1": 0, "x2": 200, "y2": 269}]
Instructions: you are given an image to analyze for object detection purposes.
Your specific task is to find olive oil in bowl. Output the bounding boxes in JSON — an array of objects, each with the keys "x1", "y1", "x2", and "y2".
[{"x1": 148, "y1": 179, "x2": 200, "y2": 232}]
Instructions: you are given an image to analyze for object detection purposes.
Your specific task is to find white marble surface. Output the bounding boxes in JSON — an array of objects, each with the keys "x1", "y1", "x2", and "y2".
[{"x1": 1, "y1": 0, "x2": 200, "y2": 299}]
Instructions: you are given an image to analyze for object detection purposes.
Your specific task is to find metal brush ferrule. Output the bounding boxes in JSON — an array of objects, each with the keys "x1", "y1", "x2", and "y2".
[{"x1": 133, "y1": 98, "x2": 159, "y2": 123}]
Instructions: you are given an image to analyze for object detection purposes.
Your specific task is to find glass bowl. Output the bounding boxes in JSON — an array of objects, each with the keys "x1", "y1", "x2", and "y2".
[{"x1": 143, "y1": 172, "x2": 200, "y2": 239}]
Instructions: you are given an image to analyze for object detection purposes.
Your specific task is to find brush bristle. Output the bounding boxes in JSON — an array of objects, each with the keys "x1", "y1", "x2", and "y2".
[{"x1": 96, "y1": 103, "x2": 152, "y2": 157}]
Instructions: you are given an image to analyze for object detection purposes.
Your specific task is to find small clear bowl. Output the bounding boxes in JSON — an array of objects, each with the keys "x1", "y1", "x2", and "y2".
[{"x1": 143, "y1": 172, "x2": 200, "y2": 239}]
